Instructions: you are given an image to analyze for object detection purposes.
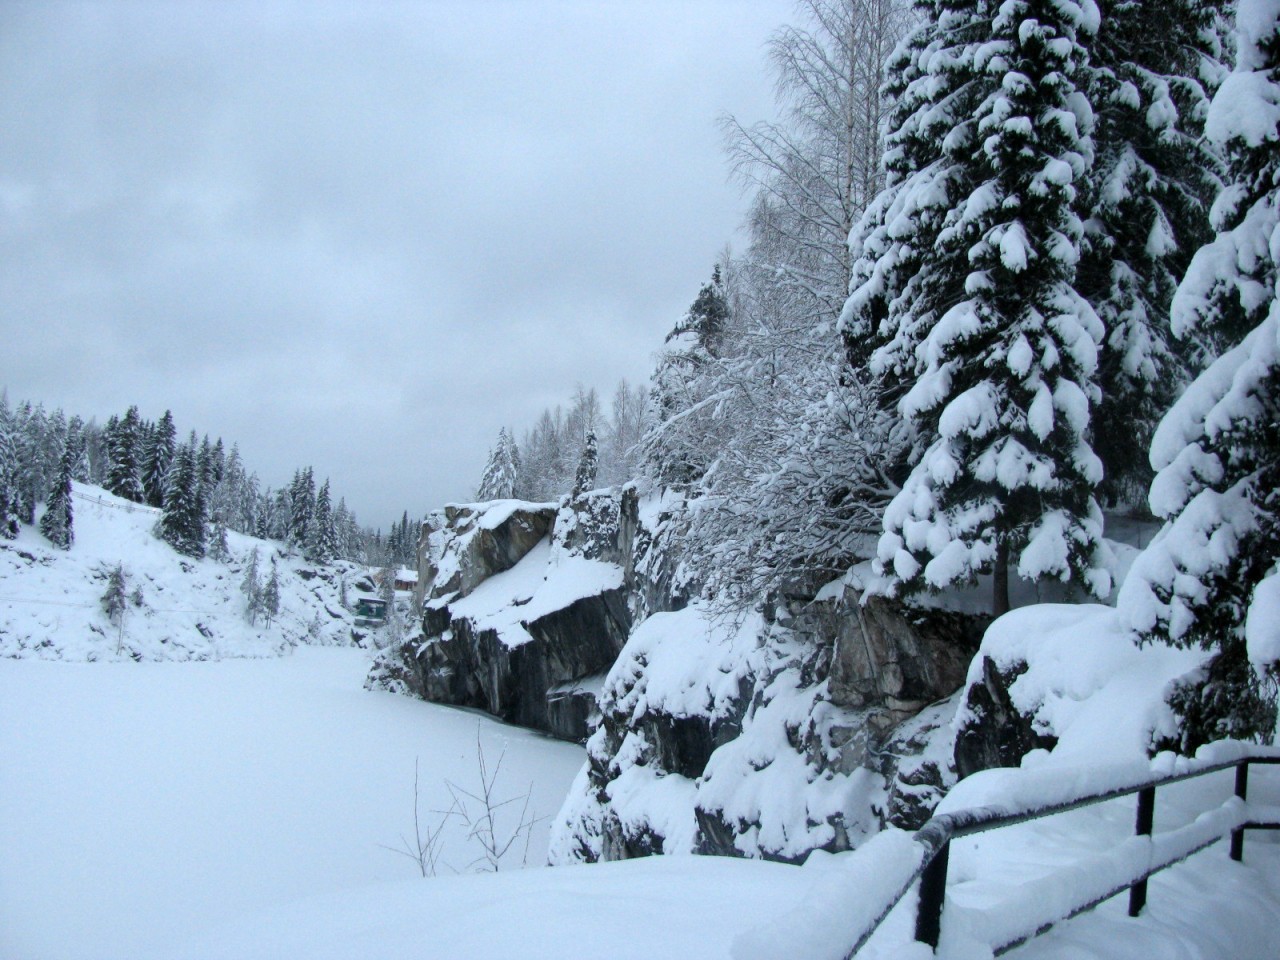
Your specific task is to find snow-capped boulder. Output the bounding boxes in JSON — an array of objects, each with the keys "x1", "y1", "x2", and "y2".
[{"x1": 950, "y1": 604, "x2": 1209, "y2": 776}]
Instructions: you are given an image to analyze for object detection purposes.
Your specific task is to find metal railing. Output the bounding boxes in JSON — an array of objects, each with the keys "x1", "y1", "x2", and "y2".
[{"x1": 842, "y1": 745, "x2": 1280, "y2": 958}]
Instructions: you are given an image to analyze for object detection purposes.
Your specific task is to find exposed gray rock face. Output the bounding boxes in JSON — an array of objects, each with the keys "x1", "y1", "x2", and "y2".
[
  {"x1": 418, "y1": 501, "x2": 556, "y2": 601},
  {"x1": 953, "y1": 655, "x2": 1058, "y2": 779},
  {"x1": 828, "y1": 596, "x2": 984, "y2": 720},
  {"x1": 409, "y1": 587, "x2": 630, "y2": 734},
  {"x1": 550, "y1": 574, "x2": 989, "y2": 865},
  {"x1": 546, "y1": 674, "x2": 607, "y2": 743},
  {"x1": 369, "y1": 493, "x2": 643, "y2": 742},
  {"x1": 373, "y1": 487, "x2": 991, "y2": 862}
]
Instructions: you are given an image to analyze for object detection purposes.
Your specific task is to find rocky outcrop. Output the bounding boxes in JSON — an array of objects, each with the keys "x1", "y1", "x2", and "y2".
[
  {"x1": 406, "y1": 585, "x2": 630, "y2": 734},
  {"x1": 549, "y1": 572, "x2": 989, "y2": 864},
  {"x1": 953, "y1": 655, "x2": 1058, "y2": 779},
  {"x1": 372, "y1": 485, "x2": 992, "y2": 862},
  {"x1": 369, "y1": 492, "x2": 649, "y2": 742},
  {"x1": 417, "y1": 501, "x2": 556, "y2": 601},
  {"x1": 828, "y1": 596, "x2": 983, "y2": 719}
]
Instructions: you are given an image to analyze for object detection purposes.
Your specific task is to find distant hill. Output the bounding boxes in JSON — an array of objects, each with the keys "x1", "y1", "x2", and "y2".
[{"x1": 0, "y1": 482, "x2": 364, "y2": 661}]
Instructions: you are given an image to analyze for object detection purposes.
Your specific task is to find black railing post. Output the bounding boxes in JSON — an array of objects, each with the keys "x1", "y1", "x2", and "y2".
[
  {"x1": 1128, "y1": 786, "x2": 1156, "y2": 917},
  {"x1": 1231, "y1": 762, "x2": 1249, "y2": 862},
  {"x1": 915, "y1": 841, "x2": 950, "y2": 950}
]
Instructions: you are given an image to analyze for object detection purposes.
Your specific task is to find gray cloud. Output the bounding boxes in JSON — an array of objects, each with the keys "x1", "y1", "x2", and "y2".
[{"x1": 0, "y1": 0, "x2": 787, "y2": 528}]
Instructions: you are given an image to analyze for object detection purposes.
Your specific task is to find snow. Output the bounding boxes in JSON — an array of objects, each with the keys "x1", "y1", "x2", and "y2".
[
  {"x1": 446, "y1": 536, "x2": 623, "y2": 649},
  {"x1": 176, "y1": 855, "x2": 820, "y2": 960},
  {"x1": 1246, "y1": 572, "x2": 1280, "y2": 668},
  {"x1": 953, "y1": 603, "x2": 1204, "y2": 761},
  {"x1": 0, "y1": 647, "x2": 585, "y2": 960},
  {"x1": 0, "y1": 482, "x2": 358, "y2": 661}
]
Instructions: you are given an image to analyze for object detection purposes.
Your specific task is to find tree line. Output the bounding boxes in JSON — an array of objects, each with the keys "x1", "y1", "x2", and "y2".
[{"x1": 0, "y1": 395, "x2": 406, "y2": 565}]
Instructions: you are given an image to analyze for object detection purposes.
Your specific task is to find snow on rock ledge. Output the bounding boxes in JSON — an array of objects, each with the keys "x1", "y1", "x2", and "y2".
[{"x1": 550, "y1": 581, "x2": 989, "y2": 865}]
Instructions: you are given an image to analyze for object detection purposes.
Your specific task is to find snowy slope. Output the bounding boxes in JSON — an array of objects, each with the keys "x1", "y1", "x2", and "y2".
[{"x1": 0, "y1": 481, "x2": 358, "y2": 660}]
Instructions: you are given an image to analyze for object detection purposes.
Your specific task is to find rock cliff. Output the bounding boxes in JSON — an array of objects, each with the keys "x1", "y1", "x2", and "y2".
[{"x1": 369, "y1": 486, "x2": 989, "y2": 863}]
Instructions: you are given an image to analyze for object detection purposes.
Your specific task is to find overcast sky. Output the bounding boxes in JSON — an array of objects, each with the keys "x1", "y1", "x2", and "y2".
[{"x1": 0, "y1": 0, "x2": 791, "y2": 529}]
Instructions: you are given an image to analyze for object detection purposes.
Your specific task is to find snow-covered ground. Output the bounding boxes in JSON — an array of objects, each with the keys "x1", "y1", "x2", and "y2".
[
  {"x1": 0, "y1": 647, "x2": 585, "y2": 960},
  {"x1": 3, "y1": 483, "x2": 1277, "y2": 959},
  {"x1": 3, "y1": 636, "x2": 1277, "y2": 959}
]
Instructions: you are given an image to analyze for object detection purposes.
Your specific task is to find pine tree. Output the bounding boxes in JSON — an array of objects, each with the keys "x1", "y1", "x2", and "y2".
[
  {"x1": 476, "y1": 428, "x2": 520, "y2": 501},
  {"x1": 38, "y1": 438, "x2": 76, "y2": 549},
  {"x1": 307, "y1": 479, "x2": 337, "y2": 563},
  {"x1": 1120, "y1": 0, "x2": 1280, "y2": 748},
  {"x1": 102, "y1": 564, "x2": 128, "y2": 626},
  {"x1": 142, "y1": 410, "x2": 176, "y2": 508},
  {"x1": 288, "y1": 468, "x2": 315, "y2": 549},
  {"x1": 0, "y1": 397, "x2": 20, "y2": 539},
  {"x1": 241, "y1": 548, "x2": 264, "y2": 625},
  {"x1": 572, "y1": 429, "x2": 599, "y2": 498},
  {"x1": 107, "y1": 405, "x2": 145, "y2": 503},
  {"x1": 66, "y1": 415, "x2": 90, "y2": 482},
  {"x1": 208, "y1": 516, "x2": 231, "y2": 562},
  {"x1": 13, "y1": 402, "x2": 44, "y2": 524},
  {"x1": 262, "y1": 558, "x2": 281, "y2": 626},
  {"x1": 642, "y1": 268, "x2": 731, "y2": 487},
  {"x1": 159, "y1": 446, "x2": 206, "y2": 558},
  {"x1": 1082, "y1": 0, "x2": 1227, "y2": 505},
  {"x1": 847, "y1": 0, "x2": 1111, "y2": 616}
]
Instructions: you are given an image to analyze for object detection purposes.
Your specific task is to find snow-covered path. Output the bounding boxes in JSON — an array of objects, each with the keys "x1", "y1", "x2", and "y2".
[{"x1": 0, "y1": 648, "x2": 585, "y2": 960}]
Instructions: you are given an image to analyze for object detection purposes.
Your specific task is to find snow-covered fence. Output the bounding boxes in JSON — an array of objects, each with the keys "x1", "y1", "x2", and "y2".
[{"x1": 755, "y1": 744, "x2": 1280, "y2": 959}]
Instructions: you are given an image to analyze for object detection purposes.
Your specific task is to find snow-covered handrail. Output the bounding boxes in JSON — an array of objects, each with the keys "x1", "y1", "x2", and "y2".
[{"x1": 850, "y1": 743, "x2": 1280, "y2": 958}]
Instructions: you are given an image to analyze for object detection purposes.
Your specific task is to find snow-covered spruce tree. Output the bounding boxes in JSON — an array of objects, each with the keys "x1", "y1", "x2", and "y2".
[
  {"x1": 208, "y1": 517, "x2": 230, "y2": 562},
  {"x1": 66, "y1": 415, "x2": 90, "y2": 483},
  {"x1": 288, "y1": 468, "x2": 315, "y2": 551},
  {"x1": 571, "y1": 429, "x2": 599, "y2": 498},
  {"x1": 848, "y1": 0, "x2": 1111, "y2": 616},
  {"x1": 38, "y1": 439, "x2": 76, "y2": 549},
  {"x1": 12, "y1": 402, "x2": 45, "y2": 524},
  {"x1": 1082, "y1": 0, "x2": 1228, "y2": 505},
  {"x1": 159, "y1": 445, "x2": 206, "y2": 558},
  {"x1": 306, "y1": 479, "x2": 338, "y2": 563},
  {"x1": 107, "y1": 405, "x2": 145, "y2": 504},
  {"x1": 262, "y1": 558, "x2": 281, "y2": 627},
  {"x1": 1120, "y1": 0, "x2": 1280, "y2": 751},
  {"x1": 101, "y1": 564, "x2": 127, "y2": 626},
  {"x1": 141, "y1": 409, "x2": 175, "y2": 508},
  {"x1": 241, "y1": 548, "x2": 264, "y2": 625},
  {"x1": 476, "y1": 427, "x2": 520, "y2": 501},
  {"x1": 0, "y1": 397, "x2": 19, "y2": 539}
]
